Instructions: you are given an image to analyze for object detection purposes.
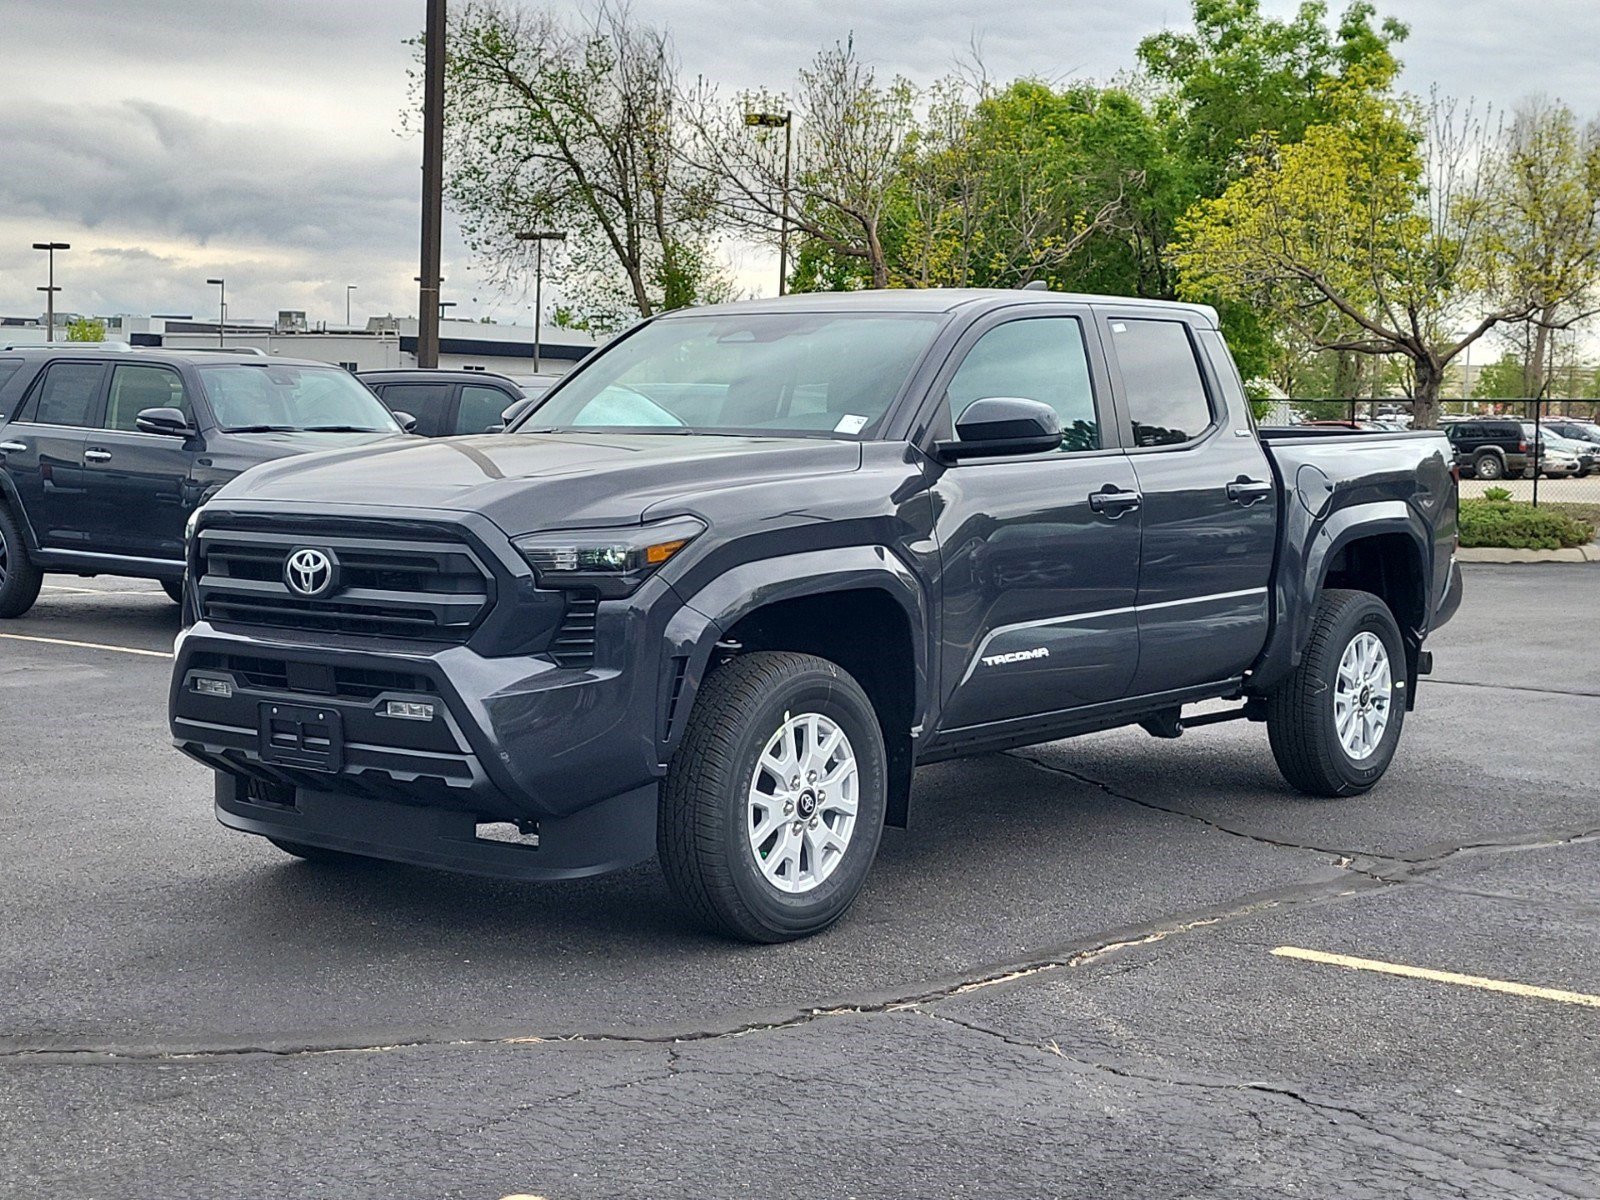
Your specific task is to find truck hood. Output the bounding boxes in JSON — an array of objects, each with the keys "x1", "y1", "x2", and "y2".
[
  {"x1": 213, "y1": 432, "x2": 864, "y2": 529},
  {"x1": 223, "y1": 429, "x2": 410, "y2": 460}
]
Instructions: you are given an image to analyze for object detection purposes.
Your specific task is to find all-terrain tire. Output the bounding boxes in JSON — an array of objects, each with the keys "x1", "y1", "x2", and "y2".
[
  {"x1": 659, "y1": 651, "x2": 888, "y2": 943},
  {"x1": 1472, "y1": 451, "x2": 1504, "y2": 480},
  {"x1": 1266, "y1": 589, "x2": 1406, "y2": 797},
  {"x1": 0, "y1": 503, "x2": 43, "y2": 619}
]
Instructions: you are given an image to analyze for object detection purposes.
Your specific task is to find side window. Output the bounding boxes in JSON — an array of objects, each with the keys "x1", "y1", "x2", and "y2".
[
  {"x1": 18, "y1": 361, "x2": 104, "y2": 427},
  {"x1": 947, "y1": 317, "x2": 1099, "y2": 452},
  {"x1": 105, "y1": 365, "x2": 190, "y2": 432},
  {"x1": 376, "y1": 382, "x2": 451, "y2": 435},
  {"x1": 456, "y1": 385, "x2": 515, "y2": 435},
  {"x1": 1110, "y1": 318, "x2": 1214, "y2": 447},
  {"x1": 0, "y1": 359, "x2": 21, "y2": 406}
]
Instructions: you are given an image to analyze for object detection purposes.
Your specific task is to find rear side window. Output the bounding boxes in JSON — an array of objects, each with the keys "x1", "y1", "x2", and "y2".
[
  {"x1": 19, "y1": 361, "x2": 104, "y2": 427},
  {"x1": 947, "y1": 317, "x2": 1100, "y2": 452},
  {"x1": 1109, "y1": 318, "x2": 1214, "y2": 447},
  {"x1": 456, "y1": 384, "x2": 514, "y2": 435},
  {"x1": 105, "y1": 365, "x2": 190, "y2": 431},
  {"x1": 375, "y1": 382, "x2": 451, "y2": 436},
  {"x1": 0, "y1": 359, "x2": 21, "y2": 403}
]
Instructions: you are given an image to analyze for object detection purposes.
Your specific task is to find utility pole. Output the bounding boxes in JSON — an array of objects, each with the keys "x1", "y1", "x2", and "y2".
[
  {"x1": 206, "y1": 278, "x2": 226, "y2": 346},
  {"x1": 416, "y1": 0, "x2": 446, "y2": 368},
  {"x1": 515, "y1": 230, "x2": 566, "y2": 372},
  {"x1": 743, "y1": 111, "x2": 793, "y2": 296},
  {"x1": 32, "y1": 242, "x2": 69, "y2": 341}
]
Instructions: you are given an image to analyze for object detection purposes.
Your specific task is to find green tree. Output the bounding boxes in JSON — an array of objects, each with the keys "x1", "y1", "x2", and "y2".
[
  {"x1": 1173, "y1": 89, "x2": 1531, "y2": 427},
  {"x1": 1471, "y1": 352, "x2": 1528, "y2": 398},
  {"x1": 65, "y1": 317, "x2": 105, "y2": 342}
]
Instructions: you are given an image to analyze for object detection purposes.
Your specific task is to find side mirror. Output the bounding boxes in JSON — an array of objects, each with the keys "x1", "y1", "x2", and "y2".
[
  {"x1": 135, "y1": 407, "x2": 196, "y2": 438},
  {"x1": 937, "y1": 397, "x2": 1062, "y2": 461},
  {"x1": 499, "y1": 397, "x2": 537, "y2": 429},
  {"x1": 390, "y1": 411, "x2": 419, "y2": 433}
]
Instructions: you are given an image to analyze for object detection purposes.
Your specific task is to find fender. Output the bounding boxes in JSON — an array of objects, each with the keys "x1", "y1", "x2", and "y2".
[
  {"x1": 657, "y1": 544, "x2": 932, "y2": 759},
  {"x1": 0, "y1": 470, "x2": 41, "y2": 551},
  {"x1": 1252, "y1": 498, "x2": 1431, "y2": 692}
]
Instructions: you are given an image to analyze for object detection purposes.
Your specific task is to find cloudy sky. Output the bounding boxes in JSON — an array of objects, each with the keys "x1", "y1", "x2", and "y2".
[{"x1": 2, "y1": 0, "x2": 1598, "y2": 329}]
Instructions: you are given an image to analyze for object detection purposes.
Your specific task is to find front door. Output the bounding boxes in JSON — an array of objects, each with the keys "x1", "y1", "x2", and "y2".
[
  {"x1": 2, "y1": 360, "x2": 105, "y2": 549},
  {"x1": 926, "y1": 311, "x2": 1142, "y2": 732},
  {"x1": 80, "y1": 363, "x2": 199, "y2": 561}
]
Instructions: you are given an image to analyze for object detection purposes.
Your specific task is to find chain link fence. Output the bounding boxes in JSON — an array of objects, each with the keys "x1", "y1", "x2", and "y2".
[{"x1": 1261, "y1": 398, "x2": 1600, "y2": 511}]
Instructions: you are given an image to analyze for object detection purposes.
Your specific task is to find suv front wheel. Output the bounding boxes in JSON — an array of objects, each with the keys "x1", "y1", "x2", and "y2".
[
  {"x1": 0, "y1": 504, "x2": 43, "y2": 619},
  {"x1": 659, "y1": 651, "x2": 888, "y2": 942}
]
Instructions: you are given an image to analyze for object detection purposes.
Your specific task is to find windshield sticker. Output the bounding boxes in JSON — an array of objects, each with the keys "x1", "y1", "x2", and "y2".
[{"x1": 833, "y1": 414, "x2": 869, "y2": 435}]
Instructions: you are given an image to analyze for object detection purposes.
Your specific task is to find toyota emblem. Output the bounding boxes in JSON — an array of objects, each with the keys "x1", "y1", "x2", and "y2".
[{"x1": 284, "y1": 547, "x2": 338, "y2": 598}]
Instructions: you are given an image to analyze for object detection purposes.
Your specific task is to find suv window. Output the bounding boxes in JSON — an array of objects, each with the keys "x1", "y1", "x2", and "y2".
[
  {"x1": 105, "y1": 364, "x2": 190, "y2": 432},
  {"x1": 457, "y1": 384, "x2": 514, "y2": 435},
  {"x1": 1109, "y1": 318, "x2": 1214, "y2": 446},
  {"x1": 375, "y1": 382, "x2": 452, "y2": 435},
  {"x1": 19, "y1": 361, "x2": 104, "y2": 427},
  {"x1": 0, "y1": 358, "x2": 21, "y2": 404},
  {"x1": 947, "y1": 317, "x2": 1100, "y2": 452}
]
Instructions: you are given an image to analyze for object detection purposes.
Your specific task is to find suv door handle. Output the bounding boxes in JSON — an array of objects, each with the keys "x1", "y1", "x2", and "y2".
[
  {"x1": 0, "y1": 441, "x2": 25, "y2": 453},
  {"x1": 1088, "y1": 485, "x2": 1142, "y2": 518},
  {"x1": 1226, "y1": 477, "x2": 1272, "y2": 506},
  {"x1": 84, "y1": 449, "x2": 113, "y2": 463}
]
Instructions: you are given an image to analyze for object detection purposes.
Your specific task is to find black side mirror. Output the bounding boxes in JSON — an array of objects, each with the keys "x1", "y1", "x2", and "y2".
[
  {"x1": 937, "y1": 397, "x2": 1062, "y2": 461},
  {"x1": 135, "y1": 407, "x2": 196, "y2": 438},
  {"x1": 499, "y1": 397, "x2": 537, "y2": 430},
  {"x1": 391, "y1": 411, "x2": 419, "y2": 433}
]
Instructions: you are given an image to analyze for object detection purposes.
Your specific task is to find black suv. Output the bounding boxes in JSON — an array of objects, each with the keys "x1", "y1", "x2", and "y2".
[
  {"x1": 359, "y1": 369, "x2": 534, "y2": 438},
  {"x1": 1443, "y1": 418, "x2": 1530, "y2": 480},
  {"x1": 0, "y1": 347, "x2": 407, "y2": 618}
]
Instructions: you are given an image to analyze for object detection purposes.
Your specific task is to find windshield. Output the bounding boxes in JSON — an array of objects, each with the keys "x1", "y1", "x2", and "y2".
[
  {"x1": 198, "y1": 364, "x2": 401, "y2": 433},
  {"x1": 517, "y1": 312, "x2": 944, "y2": 438}
]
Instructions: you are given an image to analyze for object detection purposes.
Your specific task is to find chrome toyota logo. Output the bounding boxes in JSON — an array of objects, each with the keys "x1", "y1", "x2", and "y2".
[{"x1": 284, "y1": 547, "x2": 338, "y2": 598}]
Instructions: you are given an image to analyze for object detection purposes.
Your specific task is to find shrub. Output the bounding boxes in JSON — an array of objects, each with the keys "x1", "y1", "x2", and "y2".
[{"x1": 1459, "y1": 497, "x2": 1595, "y2": 550}]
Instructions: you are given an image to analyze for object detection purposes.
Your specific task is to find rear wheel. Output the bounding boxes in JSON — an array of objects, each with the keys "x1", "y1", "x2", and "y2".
[
  {"x1": 1266, "y1": 589, "x2": 1406, "y2": 797},
  {"x1": 160, "y1": 578, "x2": 184, "y2": 605},
  {"x1": 659, "y1": 651, "x2": 888, "y2": 942},
  {"x1": 0, "y1": 505, "x2": 43, "y2": 619},
  {"x1": 1473, "y1": 451, "x2": 1504, "y2": 480}
]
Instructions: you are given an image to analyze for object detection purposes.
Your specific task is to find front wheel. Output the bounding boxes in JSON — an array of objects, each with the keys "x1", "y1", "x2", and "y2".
[
  {"x1": 160, "y1": 578, "x2": 185, "y2": 605},
  {"x1": 1265, "y1": 589, "x2": 1406, "y2": 797},
  {"x1": 659, "y1": 651, "x2": 888, "y2": 942},
  {"x1": 0, "y1": 505, "x2": 43, "y2": 619}
]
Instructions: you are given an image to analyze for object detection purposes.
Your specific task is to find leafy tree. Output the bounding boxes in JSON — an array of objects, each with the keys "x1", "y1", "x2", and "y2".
[
  {"x1": 65, "y1": 317, "x2": 105, "y2": 342},
  {"x1": 1173, "y1": 88, "x2": 1531, "y2": 427},
  {"x1": 432, "y1": 1, "x2": 720, "y2": 329},
  {"x1": 1470, "y1": 352, "x2": 1529, "y2": 398}
]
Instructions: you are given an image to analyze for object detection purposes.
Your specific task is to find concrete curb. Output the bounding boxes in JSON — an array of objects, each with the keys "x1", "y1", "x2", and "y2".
[{"x1": 1458, "y1": 543, "x2": 1600, "y2": 564}]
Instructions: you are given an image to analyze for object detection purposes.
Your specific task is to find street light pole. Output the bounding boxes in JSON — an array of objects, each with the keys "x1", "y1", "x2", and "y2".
[
  {"x1": 743, "y1": 111, "x2": 793, "y2": 296},
  {"x1": 416, "y1": 0, "x2": 446, "y2": 368},
  {"x1": 346, "y1": 285, "x2": 358, "y2": 329},
  {"x1": 32, "y1": 242, "x2": 69, "y2": 342},
  {"x1": 206, "y1": 278, "x2": 226, "y2": 347},
  {"x1": 515, "y1": 230, "x2": 566, "y2": 373}
]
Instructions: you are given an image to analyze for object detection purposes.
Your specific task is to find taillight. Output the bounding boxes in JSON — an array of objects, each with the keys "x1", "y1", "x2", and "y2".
[{"x1": 1519, "y1": 440, "x2": 1528, "y2": 452}]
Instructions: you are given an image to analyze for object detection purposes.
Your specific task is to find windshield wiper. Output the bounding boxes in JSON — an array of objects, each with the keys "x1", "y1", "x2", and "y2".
[
  {"x1": 302, "y1": 425, "x2": 390, "y2": 433},
  {"x1": 223, "y1": 424, "x2": 299, "y2": 433}
]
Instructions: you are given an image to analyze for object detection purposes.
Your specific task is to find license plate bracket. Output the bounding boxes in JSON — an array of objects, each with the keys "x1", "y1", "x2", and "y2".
[{"x1": 258, "y1": 702, "x2": 344, "y2": 772}]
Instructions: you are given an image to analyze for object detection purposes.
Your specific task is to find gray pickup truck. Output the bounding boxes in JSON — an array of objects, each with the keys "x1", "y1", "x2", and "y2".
[{"x1": 169, "y1": 290, "x2": 1462, "y2": 942}]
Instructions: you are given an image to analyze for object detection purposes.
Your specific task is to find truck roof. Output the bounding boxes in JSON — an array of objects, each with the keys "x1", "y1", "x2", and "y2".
[
  {"x1": 0, "y1": 344, "x2": 345, "y2": 370},
  {"x1": 661, "y1": 287, "x2": 1219, "y2": 327}
]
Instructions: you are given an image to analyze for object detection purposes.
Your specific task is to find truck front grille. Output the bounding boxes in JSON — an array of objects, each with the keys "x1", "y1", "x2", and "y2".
[{"x1": 195, "y1": 526, "x2": 493, "y2": 642}]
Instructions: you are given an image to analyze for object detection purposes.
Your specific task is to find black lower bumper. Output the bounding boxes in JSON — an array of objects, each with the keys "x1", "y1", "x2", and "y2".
[{"x1": 216, "y1": 773, "x2": 657, "y2": 881}]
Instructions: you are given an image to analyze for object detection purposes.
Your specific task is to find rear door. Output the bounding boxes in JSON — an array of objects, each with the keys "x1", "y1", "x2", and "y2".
[
  {"x1": 1099, "y1": 312, "x2": 1276, "y2": 696},
  {"x1": 1, "y1": 360, "x2": 105, "y2": 549},
  {"x1": 453, "y1": 382, "x2": 522, "y2": 435},
  {"x1": 926, "y1": 308, "x2": 1143, "y2": 731},
  {"x1": 79, "y1": 363, "x2": 199, "y2": 561}
]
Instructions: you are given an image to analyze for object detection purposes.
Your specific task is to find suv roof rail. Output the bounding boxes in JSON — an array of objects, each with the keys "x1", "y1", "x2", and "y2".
[
  {"x1": 1, "y1": 340, "x2": 135, "y2": 352},
  {"x1": 183, "y1": 346, "x2": 269, "y2": 357}
]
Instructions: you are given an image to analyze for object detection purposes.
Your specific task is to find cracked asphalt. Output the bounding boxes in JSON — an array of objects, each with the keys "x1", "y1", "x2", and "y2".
[{"x1": 3, "y1": 564, "x2": 1598, "y2": 1198}]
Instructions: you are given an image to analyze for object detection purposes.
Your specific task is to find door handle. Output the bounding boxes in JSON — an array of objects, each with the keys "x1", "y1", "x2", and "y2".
[
  {"x1": 84, "y1": 449, "x2": 113, "y2": 463},
  {"x1": 0, "y1": 441, "x2": 25, "y2": 453},
  {"x1": 1226, "y1": 477, "x2": 1272, "y2": 506},
  {"x1": 1088, "y1": 486, "x2": 1142, "y2": 519}
]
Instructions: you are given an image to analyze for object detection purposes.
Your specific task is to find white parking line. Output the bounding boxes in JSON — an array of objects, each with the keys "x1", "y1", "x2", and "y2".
[
  {"x1": 0, "y1": 632, "x2": 172, "y2": 659},
  {"x1": 1272, "y1": 946, "x2": 1600, "y2": 1009}
]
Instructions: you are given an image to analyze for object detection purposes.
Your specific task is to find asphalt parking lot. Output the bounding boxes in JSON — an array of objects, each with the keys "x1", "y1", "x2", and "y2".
[{"x1": 3, "y1": 565, "x2": 1598, "y2": 1198}]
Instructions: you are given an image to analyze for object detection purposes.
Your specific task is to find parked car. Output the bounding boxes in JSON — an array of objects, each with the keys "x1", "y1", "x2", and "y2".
[
  {"x1": 0, "y1": 346, "x2": 408, "y2": 618},
  {"x1": 170, "y1": 289, "x2": 1462, "y2": 942},
  {"x1": 1543, "y1": 418, "x2": 1600, "y2": 450},
  {"x1": 1531, "y1": 428, "x2": 1596, "y2": 477},
  {"x1": 359, "y1": 369, "x2": 530, "y2": 438},
  {"x1": 1443, "y1": 418, "x2": 1530, "y2": 480}
]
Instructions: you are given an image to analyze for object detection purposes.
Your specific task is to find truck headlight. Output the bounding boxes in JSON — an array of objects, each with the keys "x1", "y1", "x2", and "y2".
[{"x1": 513, "y1": 516, "x2": 705, "y2": 598}]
